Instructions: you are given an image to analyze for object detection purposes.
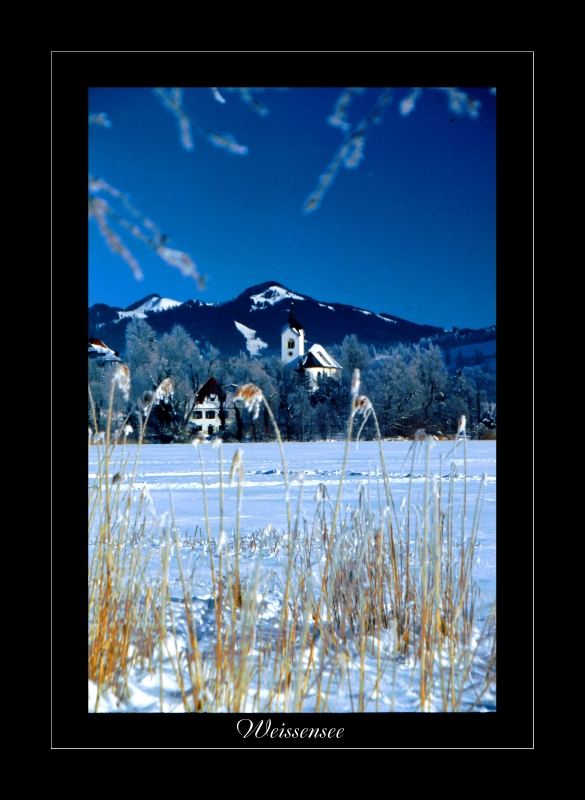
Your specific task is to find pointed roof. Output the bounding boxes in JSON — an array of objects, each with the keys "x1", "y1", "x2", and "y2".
[
  {"x1": 196, "y1": 376, "x2": 226, "y2": 404},
  {"x1": 303, "y1": 344, "x2": 342, "y2": 370},
  {"x1": 287, "y1": 303, "x2": 304, "y2": 333},
  {"x1": 88, "y1": 337, "x2": 122, "y2": 363}
]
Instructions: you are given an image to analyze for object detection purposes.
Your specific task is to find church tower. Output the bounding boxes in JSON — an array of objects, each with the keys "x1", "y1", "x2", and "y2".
[{"x1": 281, "y1": 304, "x2": 305, "y2": 365}]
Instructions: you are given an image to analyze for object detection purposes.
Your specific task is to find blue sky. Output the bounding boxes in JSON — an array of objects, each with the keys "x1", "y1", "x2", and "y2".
[{"x1": 89, "y1": 87, "x2": 495, "y2": 329}]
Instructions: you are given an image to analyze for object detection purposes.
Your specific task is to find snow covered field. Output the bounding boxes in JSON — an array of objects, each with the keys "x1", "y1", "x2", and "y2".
[{"x1": 88, "y1": 439, "x2": 496, "y2": 713}]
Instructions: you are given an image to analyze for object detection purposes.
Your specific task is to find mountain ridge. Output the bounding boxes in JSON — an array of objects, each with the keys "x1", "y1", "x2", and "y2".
[{"x1": 89, "y1": 281, "x2": 493, "y2": 359}]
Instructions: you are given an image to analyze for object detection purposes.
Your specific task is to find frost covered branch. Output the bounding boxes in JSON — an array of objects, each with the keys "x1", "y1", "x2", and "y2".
[
  {"x1": 210, "y1": 87, "x2": 226, "y2": 104},
  {"x1": 221, "y1": 87, "x2": 270, "y2": 117},
  {"x1": 437, "y1": 87, "x2": 481, "y2": 119},
  {"x1": 304, "y1": 88, "x2": 393, "y2": 214},
  {"x1": 399, "y1": 87, "x2": 423, "y2": 116},
  {"x1": 154, "y1": 87, "x2": 249, "y2": 154},
  {"x1": 88, "y1": 175, "x2": 204, "y2": 287},
  {"x1": 327, "y1": 87, "x2": 364, "y2": 132},
  {"x1": 304, "y1": 86, "x2": 483, "y2": 214},
  {"x1": 89, "y1": 112, "x2": 112, "y2": 128}
]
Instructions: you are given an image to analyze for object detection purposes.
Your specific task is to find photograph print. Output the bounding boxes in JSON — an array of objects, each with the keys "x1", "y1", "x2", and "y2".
[{"x1": 87, "y1": 82, "x2": 497, "y2": 718}]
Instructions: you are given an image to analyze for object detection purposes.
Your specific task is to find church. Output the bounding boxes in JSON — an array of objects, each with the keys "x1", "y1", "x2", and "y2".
[{"x1": 281, "y1": 305, "x2": 342, "y2": 387}]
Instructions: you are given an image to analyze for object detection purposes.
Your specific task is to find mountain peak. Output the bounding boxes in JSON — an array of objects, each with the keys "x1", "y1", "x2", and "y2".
[
  {"x1": 125, "y1": 293, "x2": 161, "y2": 311},
  {"x1": 115, "y1": 295, "x2": 183, "y2": 323},
  {"x1": 240, "y1": 280, "x2": 289, "y2": 295},
  {"x1": 247, "y1": 283, "x2": 305, "y2": 310},
  {"x1": 89, "y1": 282, "x2": 474, "y2": 359}
]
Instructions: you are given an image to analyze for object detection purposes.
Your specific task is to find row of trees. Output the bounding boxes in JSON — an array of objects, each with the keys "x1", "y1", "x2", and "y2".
[{"x1": 88, "y1": 320, "x2": 496, "y2": 443}]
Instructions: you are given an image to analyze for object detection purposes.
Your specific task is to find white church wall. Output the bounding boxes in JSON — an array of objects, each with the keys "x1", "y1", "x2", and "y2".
[{"x1": 281, "y1": 325, "x2": 305, "y2": 364}]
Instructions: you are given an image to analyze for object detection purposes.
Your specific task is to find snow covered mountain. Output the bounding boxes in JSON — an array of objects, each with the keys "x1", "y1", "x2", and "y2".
[
  {"x1": 116, "y1": 295, "x2": 183, "y2": 320},
  {"x1": 88, "y1": 282, "x2": 466, "y2": 358}
]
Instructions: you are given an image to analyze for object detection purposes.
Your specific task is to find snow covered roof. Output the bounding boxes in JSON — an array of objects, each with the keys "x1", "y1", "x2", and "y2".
[
  {"x1": 303, "y1": 344, "x2": 342, "y2": 370},
  {"x1": 88, "y1": 337, "x2": 122, "y2": 363}
]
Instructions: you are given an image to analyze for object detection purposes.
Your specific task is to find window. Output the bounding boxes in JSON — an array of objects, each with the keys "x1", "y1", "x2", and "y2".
[
  {"x1": 194, "y1": 410, "x2": 202, "y2": 419},
  {"x1": 208, "y1": 425, "x2": 214, "y2": 436},
  {"x1": 205, "y1": 410, "x2": 215, "y2": 419},
  {"x1": 194, "y1": 425, "x2": 202, "y2": 432},
  {"x1": 287, "y1": 338, "x2": 295, "y2": 349}
]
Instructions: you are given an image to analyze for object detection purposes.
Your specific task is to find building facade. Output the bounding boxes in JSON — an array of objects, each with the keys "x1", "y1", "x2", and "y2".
[{"x1": 189, "y1": 377, "x2": 228, "y2": 436}]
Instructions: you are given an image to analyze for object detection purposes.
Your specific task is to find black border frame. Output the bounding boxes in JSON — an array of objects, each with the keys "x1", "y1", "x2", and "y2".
[{"x1": 52, "y1": 51, "x2": 534, "y2": 749}]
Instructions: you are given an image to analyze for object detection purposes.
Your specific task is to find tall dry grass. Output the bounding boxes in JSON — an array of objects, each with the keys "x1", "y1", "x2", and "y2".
[{"x1": 88, "y1": 370, "x2": 495, "y2": 713}]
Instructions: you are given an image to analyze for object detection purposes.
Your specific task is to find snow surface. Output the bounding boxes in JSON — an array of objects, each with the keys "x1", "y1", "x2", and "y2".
[
  {"x1": 116, "y1": 296, "x2": 182, "y2": 322},
  {"x1": 250, "y1": 285, "x2": 304, "y2": 310},
  {"x1": 89, "y1": 440, "x2": 496, "y2": 714},
  {"x1": 318, "y1": 303, "x2": 335, "y2": 311},
  {"x1": 234, "y1": 320, "x2": 269, "y2": 357},
  {"x1": 354, "y1": 309, "x2": 396, "y2": 323}
]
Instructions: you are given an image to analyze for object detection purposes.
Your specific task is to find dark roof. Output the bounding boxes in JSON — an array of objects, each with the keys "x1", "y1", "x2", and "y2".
[
  {"x1": 88, "y1": 337, "x2": 122, "y2": 362},
  {"x1": 288, "y1": 304, "x2": 304, "y2": 333},
  {"x1": 196, "y1": 376, "x2": 226, "y2": 404},
  {"x1": 88, "y1": 336, "x2": 119, "y2": 356},
  {"x1": 303, "y1": 353, "x2": 330, "y2": 369}
]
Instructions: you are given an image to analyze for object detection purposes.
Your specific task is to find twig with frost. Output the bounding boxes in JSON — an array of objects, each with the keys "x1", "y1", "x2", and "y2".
[
  {"x1": 89, "y1": 112, "x2": 112, "y2": 128},
  {"x1": 210, "y1": 87, "x2": 226, "y2": 104},
  {"x1": 353, "y1": 395, "x2": 374, "y2": 443},
  {"x1": 234, "y1": 383, "x2": 291, "y2": 533},
  {"x1": 140, "y1": 378, "x2": 174, "y2": 443},
  {"x1": 237, "y1": 88, "x2": 269, "y2": 117},
  {"x1": 437, "y1": 87, "x2": 481, "y2": 119},
  {"x1": 153, "y1": 87, "x2": 194, "y2": 150},
  {"x1": 88, "y1": 176, "x2": 204, "y2": 287},
  {"x1": 154, "y1": 87, "x2": 249, "y2": 154},
  {"x1": 327, "y1": 88, "x2": 364, "y2": 132},
  {"x1": 399, "y1": 88, "x2": 423, "y2": 117},
  {"x1": 222, "y1": 87, "x2": 270, "y2": 117},
  {"x1": 303, "y1": 88, "x2": 393, "y2": 214},
  {"x1": 234, "y1": 383, "x2": 263, "y2": 422},
  {"x1": 88, "y1": 196, "x2": 144, "y2": 280},
  {"x1": 113, "y1": 364, "x2": 131, "y2": 403},
  {"x1": 304, "y1": 86, "x2": 483, "y2": 214}
]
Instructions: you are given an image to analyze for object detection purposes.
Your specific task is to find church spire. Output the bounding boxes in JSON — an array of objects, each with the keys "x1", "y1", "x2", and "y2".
[
  {"x1": 282, "y1": 302, "x2": 305, "y2": 364},
  {"x1": 288, "y1": 303, "x2": 304, "y2": 333}
]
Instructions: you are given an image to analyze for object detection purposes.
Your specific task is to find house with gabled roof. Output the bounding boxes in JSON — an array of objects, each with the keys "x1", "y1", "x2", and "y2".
[
  {"x1": 88, "y1": 337, "x2": 123, "y2": 364},
  {"x1": 189, "y1": 376, "x2": 229, "y2": 436}
]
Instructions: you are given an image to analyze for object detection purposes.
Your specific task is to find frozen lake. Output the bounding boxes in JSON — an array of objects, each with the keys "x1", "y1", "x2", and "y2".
[
  {"x1": 89, "y1": 439, "x2": 496, "y2": 599},
  {"x1": 88, "y1": 439, "x2": 496, "y2": 712}
]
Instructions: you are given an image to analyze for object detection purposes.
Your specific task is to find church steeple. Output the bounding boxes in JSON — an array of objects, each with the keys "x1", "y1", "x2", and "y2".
[
  {"x1": 281, "y1": 303, "x2": 305, "y2": 365},
  {"x1": 288, "y1": 303, "x2": 304, "y2": 333},
  {"x1": 280, "y1": 301, "x2": 342, "y2": 386}
]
